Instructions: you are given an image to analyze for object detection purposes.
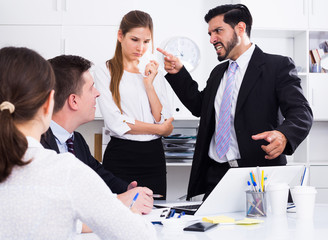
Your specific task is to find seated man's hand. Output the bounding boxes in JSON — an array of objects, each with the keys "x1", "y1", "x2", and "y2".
[
  {"x1": 127, "y1": 180, "x2": 138, "y2": 190},
  {"x1": 117, "y1": 186, "x2": 154, "y2": 214},
  {"x1": 81, "y1": 223, "x2": 92, "y2": 233}
]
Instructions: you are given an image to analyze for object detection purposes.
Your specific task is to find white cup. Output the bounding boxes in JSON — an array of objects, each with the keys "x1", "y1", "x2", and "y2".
[
  {"x1": 267, "y1": 183, "x2": 290, "y2": 215},
  {"x1": 291, "y1": 186, "x2": 317, "y2": 219}
]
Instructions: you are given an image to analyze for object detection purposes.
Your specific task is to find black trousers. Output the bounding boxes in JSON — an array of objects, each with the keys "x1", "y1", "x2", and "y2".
[
  {"x1": 103, "y1": 137, "x2": 167, "y2": 199},
  {"x1": 203, "y1": 159, "x2": 231, "y2": 200}
]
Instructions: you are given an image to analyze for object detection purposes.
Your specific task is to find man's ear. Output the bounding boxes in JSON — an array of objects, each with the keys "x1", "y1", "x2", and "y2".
[
  {"x1": 67, "y1": 94, "x2": 79, "y2": 111},
  {"x1": 236, "y1": 21, "x2": 247, "y2": 36},
  {"x1": 43, "y1": 90, "x2": 55, "y2": 115}
]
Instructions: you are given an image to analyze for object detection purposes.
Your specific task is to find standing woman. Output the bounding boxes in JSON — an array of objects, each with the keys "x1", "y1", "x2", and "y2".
[
  {"x1": 95, "y1": 10, "x2": 173, "y2": 199},
  {"x1": 0, "y1": 47, "x2": 156, "y2": 239}
]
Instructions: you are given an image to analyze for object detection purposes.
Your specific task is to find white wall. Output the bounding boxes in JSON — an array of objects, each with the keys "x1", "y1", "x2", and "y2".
[
  {"x1": 0, "y1": 0, "x2": 233, "y2": 121},
  {"x1": 0, "y1": 0, "x2": 232, "y2": 89}
]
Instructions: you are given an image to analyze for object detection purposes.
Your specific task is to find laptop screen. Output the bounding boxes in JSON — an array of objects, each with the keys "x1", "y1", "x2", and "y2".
[{"x1": 155, "y1": 165, "x2": 304, "y2": 216}]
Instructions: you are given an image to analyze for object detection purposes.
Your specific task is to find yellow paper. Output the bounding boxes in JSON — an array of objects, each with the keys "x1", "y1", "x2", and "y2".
[
  {"x1": 235, "y1": 218, "x2": 264, "y2": 225},
  {"x1": 202, "y1": 215, "x2": 235, "y2": 224},
  {"x1": 203, "y1": 216, "x2": 263, "y2": 225}
]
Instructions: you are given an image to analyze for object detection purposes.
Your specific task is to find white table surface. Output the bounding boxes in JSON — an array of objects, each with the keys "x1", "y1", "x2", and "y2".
[{"x1": 79, "y1": 204, "x2": 328, "y2": 240}]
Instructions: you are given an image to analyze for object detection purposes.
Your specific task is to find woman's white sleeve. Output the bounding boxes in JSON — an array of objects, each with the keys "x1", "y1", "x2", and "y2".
[
  {"x1": 93, "y1": 65, "x2": 135, "y2": 136},
  {"x1": 66, "y1": 158, "x2": 157, "y2": 240},
  {"x1": 153, "y1": 70, "x2": 173, "y2": 124}
]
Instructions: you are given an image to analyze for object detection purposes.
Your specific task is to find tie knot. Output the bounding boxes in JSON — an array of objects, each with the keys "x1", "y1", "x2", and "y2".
[
  {"x1": 229, "y1": 61, "x2": 238, "y2": 73},
  {"x1": 66, "y1": 137, "x2": 75, "y2": 155},
  {"x1": 66, "y1": 137, "x2": 74, "y2": 145}
]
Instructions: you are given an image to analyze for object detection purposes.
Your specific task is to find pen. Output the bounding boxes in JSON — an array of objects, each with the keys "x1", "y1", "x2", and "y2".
[
  {"x1": 256, "y1": 166, "x2": 261, "y2": 191},
  {"x1": 160, "y1": 209, "x2": 170, "y2": 217},
  {"x1": 169, "y1": 209, "x2": 176, "y2": 218},
  {"x1": 250, "y1": 172, "x2": 255, "y2": 185},
  {"x1": 247, "y1": 200, "x2": 265, "y2": 216},
  {"x1": 301, "y1": 167, "x2": 307, "y2": 186},
  {"x1": 247, "y1": 180, "x2": 251, "y2": 190},
  {"x1": 251, "y1": 170, "x2": 257, "y2": 184},
  {"x1": 166, "y1": 209, "x2": 175, "y2": 219},
  {"x1": 249, "y1": 172, "x2": 257, "y2": 192},
  {"x1": 247, "y1": 180, "x2": 255, "y2": 192},
  {"x1": 152, "y1": 194, "x2": 163, "y2": 198},
  {"x1": 247, "y1": 197, "x2": 263, "y2": 215},
  {"x1": 178, "y1": 211, "x2": 185, "y2": 218},
  {"x1": 263, "y1": 176, "x2": 268, "y2": 192},
  {"x1": 129, "y1": 192, "x2": 139, "y2": 209},
  {"x1": 253, "y1": 181, "x2": 258, "y2": 192},
  {"x1": 261, "y1": 170, "x2": 264, "y2": 192},
  {"x1": 152, "y1": 221, "x2": 163, "y2": 225}
]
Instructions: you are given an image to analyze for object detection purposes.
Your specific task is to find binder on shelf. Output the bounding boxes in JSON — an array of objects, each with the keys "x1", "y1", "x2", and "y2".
[
  {"x1": 309, "y1": 48, "x2": 327, "y2": 73},
  {"x1": 319, "y1": 40, "x2": 328, "y2": 53},
  {"x1": 311, "y1": 49, "x2": 321, "y2": 64},
  {"x1": 162, "y1": 134, "x2": 196, "y2": 159},
  {"x1": 309, "y1": 50, "x2": 315, "y2": 65}
]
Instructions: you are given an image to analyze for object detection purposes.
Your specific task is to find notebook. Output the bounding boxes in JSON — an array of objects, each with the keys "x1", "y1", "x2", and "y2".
[{"x1": 154, "y1": 165, "x2": 304, "y2": 216}]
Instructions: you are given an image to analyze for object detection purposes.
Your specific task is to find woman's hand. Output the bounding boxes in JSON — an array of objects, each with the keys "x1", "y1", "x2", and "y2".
[
  {"x1": 157, "y1": 117, "x2": 174, "y2": 136},
  {"x1": 143, "y1": 60, "x2": 159, "y2": 88},
  {"x1": 127, "y1": 118, "x2": 174, "y2": 136}
]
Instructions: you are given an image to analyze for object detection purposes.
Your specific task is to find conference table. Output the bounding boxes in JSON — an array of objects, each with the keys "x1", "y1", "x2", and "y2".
[{"x1": 79, "y1": 204, "x2": 328, "y2": 240}]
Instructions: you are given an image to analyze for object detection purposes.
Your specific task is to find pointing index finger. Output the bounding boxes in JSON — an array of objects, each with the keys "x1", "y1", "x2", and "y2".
[{"x1": 156, "y1": 47, "x2": 173, "y2": 58}]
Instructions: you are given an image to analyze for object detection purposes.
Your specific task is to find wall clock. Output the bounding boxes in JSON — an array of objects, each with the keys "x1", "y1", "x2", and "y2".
[{"x1": 163, "y1": 36, "x2": 200, "y2": 72}]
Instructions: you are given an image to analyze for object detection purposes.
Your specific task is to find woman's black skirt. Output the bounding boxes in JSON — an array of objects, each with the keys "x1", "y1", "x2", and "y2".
[{"x1": 102, "y1": 137, "x2": 167, "y2": 199}]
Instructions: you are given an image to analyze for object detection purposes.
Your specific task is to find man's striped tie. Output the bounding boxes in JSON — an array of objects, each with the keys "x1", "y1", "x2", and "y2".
[
  {"x1": 215, "y1": 61, "x2": 238, "y2": 158},
  {"x1": 66, "y1": 137, "x2": 75, "y2": 155}
]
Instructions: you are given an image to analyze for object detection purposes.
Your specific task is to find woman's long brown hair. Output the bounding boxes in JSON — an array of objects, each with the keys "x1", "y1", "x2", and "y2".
[
  {"x1": 0, "y1": 47, "x2": 55, "y2": 183},
  {"x1": 107, "y1": 10, "x2": 154, "y2": 113}
]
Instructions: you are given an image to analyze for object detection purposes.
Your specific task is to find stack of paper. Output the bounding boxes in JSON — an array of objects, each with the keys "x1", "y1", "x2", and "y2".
[
  {"x1": 202, "y1": 215, "x2": 263, "y2": 225},
  {"x1": 162, "y1": 134, "x2": 196, "y2": 159}
]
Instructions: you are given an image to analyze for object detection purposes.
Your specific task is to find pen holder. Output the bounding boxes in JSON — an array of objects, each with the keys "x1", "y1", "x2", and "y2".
[{"x1": 246, "y1": 190, "x2": 267, "y2": 217}]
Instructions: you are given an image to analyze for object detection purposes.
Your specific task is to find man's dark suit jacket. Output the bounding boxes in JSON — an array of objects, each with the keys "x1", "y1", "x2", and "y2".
[
  {"x1": 165, "y1": 45, "x2": 313, "y2": 199},
  {"x1": 41, "y1": 128, "x2": 128, "y2": 194}
]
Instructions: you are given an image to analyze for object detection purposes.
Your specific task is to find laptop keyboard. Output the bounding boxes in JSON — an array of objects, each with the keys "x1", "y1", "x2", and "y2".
[
  {"x1": 172, "y1": 204, "x2": 201, "y2": 210},
  {"x1": 153, "y1": 202, "x2": 202, "y2": 215}
]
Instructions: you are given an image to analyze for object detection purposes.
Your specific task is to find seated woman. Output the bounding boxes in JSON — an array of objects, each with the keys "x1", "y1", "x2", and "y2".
[{"x1": 0, "y1": 47, "x2": 157, "y2": 239}]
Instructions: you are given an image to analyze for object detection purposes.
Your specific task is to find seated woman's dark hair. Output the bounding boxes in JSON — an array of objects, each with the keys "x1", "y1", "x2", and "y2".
[{"x1": 0, "y1": 47, "x2": 55, "y2": 182}]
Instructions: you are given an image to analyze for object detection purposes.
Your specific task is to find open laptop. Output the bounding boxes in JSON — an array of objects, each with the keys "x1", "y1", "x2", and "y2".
[{"x1": 154, "y1": 165, "x2": 304, "y2": 216}]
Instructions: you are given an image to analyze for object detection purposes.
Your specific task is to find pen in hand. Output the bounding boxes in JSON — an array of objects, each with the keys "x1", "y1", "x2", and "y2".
[
  {"x1": 129, "y1": 192, "x2": 139, "y2": 209},
  {"x1": 151, "y1": 194, "x2": 163, "y2": 198}
]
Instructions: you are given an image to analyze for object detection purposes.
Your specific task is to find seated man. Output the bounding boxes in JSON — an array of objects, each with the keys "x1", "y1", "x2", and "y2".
[{"x1": 42, "y1": 55, "x2": 153, "y2": 233}]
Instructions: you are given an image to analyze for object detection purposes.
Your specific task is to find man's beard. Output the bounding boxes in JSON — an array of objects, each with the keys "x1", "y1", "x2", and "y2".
[{"x1": 217, "y1": 31, "x2": 238, "y2": 62}]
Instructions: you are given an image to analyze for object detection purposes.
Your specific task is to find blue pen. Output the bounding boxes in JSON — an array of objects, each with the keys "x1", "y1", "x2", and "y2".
[
  {"x1": 166, "y1": 209, "x2": 175, "y2": 219},
  {"x1": 129, "y1": 192, "x2": 139, "y2": 209},
  {"x1": 253, "y1": 181, "x2": 258, "y2": 192},
  {"x1": 301, "y1": 167, "x2": 307, "y2": 186},
  {"x1": 170, "y1": 209, "x2": 176, "y2": 218},
  {"x1": 152, "y1": 221, "x2": 163, "y2": 225},
  {"x1": 247, "y1": 181, "x2": 252, "y2": 191},
  {"x1": 178, "y1": 211, "x2": 185, "y2": 218}
]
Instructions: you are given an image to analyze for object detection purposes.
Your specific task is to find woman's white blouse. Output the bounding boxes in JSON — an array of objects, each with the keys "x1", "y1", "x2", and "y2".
[
  {"x1": 94, "y1": 63, "x2": 172, "y2": 141},
  {"x1": 0, "y1": 137, "x2": 157, "y2": 240}
]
